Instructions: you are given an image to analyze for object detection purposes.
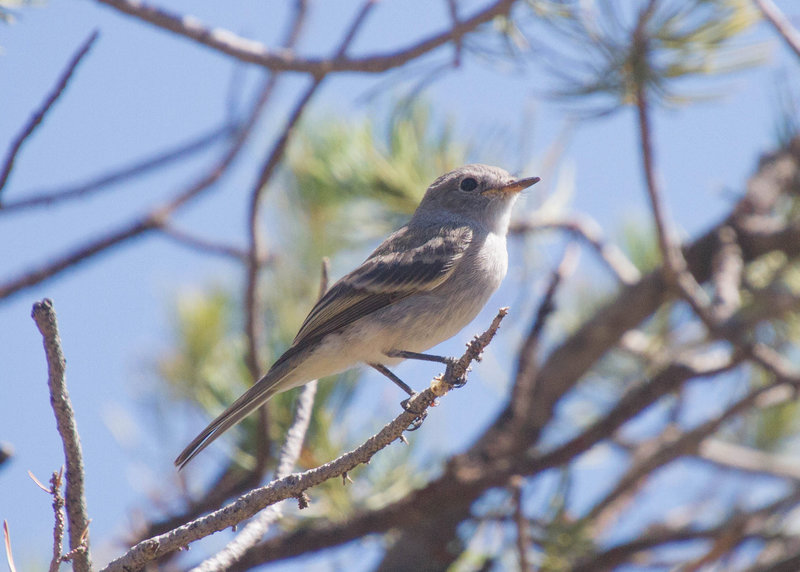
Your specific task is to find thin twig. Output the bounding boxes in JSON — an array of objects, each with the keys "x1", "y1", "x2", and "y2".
[
  {"x1": 123, "y1": 9, "x2": 309, "y2": 553},
  {"x1": 3, "y1": 521, "x2": 17, "y2": 572},
  {"x1": 753, "y1": 0, "x2": 800, "y2": 61},
  {"x1": 31, "y1": 299, "x2": 92, "y2": 572},
  {"x1": 95, "y1": 0, "x2": 515, "y2": 74},
  {"x1": 510, "y1": 217, "x2": 641, "y2": 285},
  {"x1": 242, "y1": 0, "x2": 375, "y2": 469},
  {"x1": 0, "y1": 69, "x2": 276, "y2": 302},
  {"x1": 158, "y1": 224, "x2": 265, "y2": 263},
  {"x1": 588, "y1": 353, "x2": 800, "y2": 528},
  {"x1": 194, "y1": 259, "x2": 328, "y2": 571},
  {"x1": 48, "y1": 470, "x2": 66, "y2": 572},
  {"x1": 633, "y1": 11, "x2": 717, "y2": 330},
  {"x1": 698, "y1": 439, "x2": 800, "y2": 482},
  {"x1": 0, "y1": 31, "x2": 99, "y2": 197},
  {"x1": 242, "y1": 0, "x2": 313, "y2": 476},
  {"x1": 100, "y1": 309, "x2": 508, "y2": 572},
  {"x1": 510, "y1": 475, "x2": 531, "y2": 572},
  {"x1": 446, "y1": 0, "x2": 463, "y2": 66},
  {"x1": 515, "y1": 242, "x2": 579, "y2": 396},
  {"x1": 0, "y1": 123, "x2": 235, "y2": 214}
]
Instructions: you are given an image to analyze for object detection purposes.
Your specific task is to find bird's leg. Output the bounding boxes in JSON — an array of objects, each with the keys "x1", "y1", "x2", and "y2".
[
  {"x1": 370, "y1": 363, "x2": 427, "y2": 431},
  {"x1": 386, "y1": 349, "x2": 463, "y2": 387},
  {"x1": 386, "y1": 349, "x2": 454, "y2": 365},
  {"x1": 370, "y1": 363, "x2": 413, "y2": 396}
]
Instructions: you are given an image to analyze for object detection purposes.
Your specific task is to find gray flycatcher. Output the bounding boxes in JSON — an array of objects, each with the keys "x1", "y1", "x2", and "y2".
[{"x1": 176, "y1": 164, "x2": 539, "y2": 468}]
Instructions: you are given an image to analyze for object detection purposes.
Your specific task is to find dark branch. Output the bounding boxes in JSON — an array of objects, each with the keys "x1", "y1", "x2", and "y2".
[{"x1": 0, "y1": 31, "x2": 98, "y2": 197}]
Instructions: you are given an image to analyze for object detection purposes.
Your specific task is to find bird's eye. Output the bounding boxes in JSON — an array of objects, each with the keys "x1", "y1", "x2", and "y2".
[{"x1": 459, "y1": 177, "x2": 478, "y2": 192}]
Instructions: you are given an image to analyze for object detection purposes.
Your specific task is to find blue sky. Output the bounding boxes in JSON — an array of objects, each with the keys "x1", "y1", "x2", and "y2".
[{"x1": 1, "y1": 0, "x2": 798, "y2": 568}]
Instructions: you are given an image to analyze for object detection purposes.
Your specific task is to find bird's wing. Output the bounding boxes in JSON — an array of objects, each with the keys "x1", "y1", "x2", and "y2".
[{"x1": 284, "y1": 223, "x2": 473, "y2": 358}]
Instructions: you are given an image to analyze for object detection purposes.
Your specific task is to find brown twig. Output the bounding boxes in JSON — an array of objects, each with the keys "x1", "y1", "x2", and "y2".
[
  {"x1": 633, "y1": 9, "x2": 718, "y2": 331},
  {"x1": 510, "y1": 216, "x2": 641, "y2": 285},
  {"x1": 588, "y1": 354, "x2": 800, "y2": 528},
  {"x1": 0, "y1": 123, "x2": 235, "y2": 214},
  {"x1": 158, "y1": 224, "x2": 265, "y2": 263},
  {"x1": 31, "y1": 299, "x2": 92, "y2": 572},
  {"x1": 574, "y1": 490, "x2": 800, "y2": 571},
  {"x1": 242, "y1": 0, "x2": 375, "y2": 470},
  {"x1": 510, "y1": 475, "x2": 531, "y2": 572},
  {"x1": 47, "y1": 469, "x2": 66, "y2": 572},
  {"x1": 241, "y1": 0, "x2": 313, "y2": 477},
  {"x1": 95, "y1": 0, "x2": 515, "y2": 74},
  {"x1": 100, "y1": 309, "x2": 508, "y2": 572},
  {"x1": 0, "y1": 31, "x2": 98, "y2": 197},
  {"x1": 753, "y1": 0, "x2": 800, "y2": 61},
  {"x1": 0, "y1": 69, "x2": 275, "y2": 302},
  {"x1": 513, "y1": 242, "x2": 579, "y2": 416}
]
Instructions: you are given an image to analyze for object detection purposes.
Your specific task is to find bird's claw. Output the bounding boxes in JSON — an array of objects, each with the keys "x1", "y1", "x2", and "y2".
[
  {"x1": 444, "y1": 358, "x2": 467, "y2": 388},
  {"x1": 400, "y1": 394, "x2": 428, "y2": 431}
]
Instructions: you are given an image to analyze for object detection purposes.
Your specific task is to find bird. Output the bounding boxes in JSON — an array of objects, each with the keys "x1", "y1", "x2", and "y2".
[{"x1": 175, "y1": 164, "x2": 539, "y2": 469}]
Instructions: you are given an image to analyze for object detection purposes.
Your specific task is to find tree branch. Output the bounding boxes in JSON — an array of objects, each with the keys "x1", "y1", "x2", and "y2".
[
  {"x1": 31, "y1": 300, "x2": 92, "y2": 572},
  {"x1": 753, "y1": 0, "x2": 800, "y2": 61},
  {"x1": 509, "y1": 216, "x2": 641, "y2": 285},
  {"x1": 0, "y1": 123, "x2": 235, "y2": 214},
  {"x1": 95, "y1": 0, "x2": 517, "y2": 74},
  {"x1": 0, "y1": 70, "x2": 277, "y2": 302},
  {"x1": 0, "y1": 31, "x2": 98, "y2": 197}
]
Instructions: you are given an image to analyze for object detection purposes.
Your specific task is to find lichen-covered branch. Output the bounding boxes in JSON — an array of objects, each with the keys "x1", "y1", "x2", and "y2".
[{"x1": 31, "y1": 300, "x2": 92, "y2": 572}]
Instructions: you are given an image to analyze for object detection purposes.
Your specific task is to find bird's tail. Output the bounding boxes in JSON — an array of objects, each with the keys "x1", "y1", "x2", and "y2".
[{"x1": 174, "y1": 366, "x2": 291, "y2": 470}]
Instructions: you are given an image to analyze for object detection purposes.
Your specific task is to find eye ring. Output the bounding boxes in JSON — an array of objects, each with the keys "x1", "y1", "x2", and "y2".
[{"x1": 459, "y1": 177, "x2": 478, "y2": 192}]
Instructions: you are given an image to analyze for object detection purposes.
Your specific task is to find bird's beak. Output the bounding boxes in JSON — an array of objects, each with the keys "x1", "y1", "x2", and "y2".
[{"x1": 489, "y1": 176, "x2": 541, "y2": 196}]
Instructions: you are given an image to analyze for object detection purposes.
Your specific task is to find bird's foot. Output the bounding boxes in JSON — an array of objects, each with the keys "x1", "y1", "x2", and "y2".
[
  {"x1": 400, "y1": 394, "x2": 428, "y2": 431},
  {"x1": 443, "y1": 357, "x2": 467, "y2": 388}
]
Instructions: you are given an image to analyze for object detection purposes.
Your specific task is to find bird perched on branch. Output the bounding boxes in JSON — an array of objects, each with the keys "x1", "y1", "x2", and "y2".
[{"x1": 176, "y1": 164, "x2": 539, "y2": 468}]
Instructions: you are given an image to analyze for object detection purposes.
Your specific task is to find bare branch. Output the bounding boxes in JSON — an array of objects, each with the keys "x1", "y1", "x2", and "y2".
[
  {"x1": 514, "y1": 243, "x2": 579, "y2": 404},
  {"x1": 753, "y1": 0, "x2": 800, "y2": 61},
  {"x1": 0, "y1": 31, "x2": 98, "y2": 197},
  {"x1": 241, "y1": 0, "x2": 313, "y2": 474},
  {"x1": 510, "y1": 216, "x2": 641, "y2": 285},
  {"x1": 48, "y1": 470, "x2": 65, "y2": 572},
  {"x1": 710, "y1": 225, "x2": 743, "y2": 321},
  {"x1": 0, "y1": 123, "x2": 235, "y2": 214},
  {"x1": 101, "y1": 309, "x2": 507, "y2": 572},
  {"x1": 31, "y1": 300, "x2": 92, "y2": 572},
  {"x1": 521, "y1": 350, "x2": 738, "y2": 476},
  {"x1": 0, "y1": 72, "x2": 276, "y2": 302},
  {"x1": 94, "y1": 0, "x2": 516, "y2": 74},
  {"x1": 633, "y1": 12, "x2": 718, "y2": 330},
  {"x1": 698, "y1": 439, "x2": 800, "y2": 482},
  {"x1": 575, "y1": 490, "x2": 800, "y2": 571},
  {"x1": 589, "y1": 355, "x2": 800, "y2": 528},
  {"x1": 242, "y1": 0, "x2": 375, "y2": 469},
  {"x1": 158, "y1": 224, "x2": 263, "y2": 263},
  {"x1": 510, "y1": 475, "x2": 532, "y2": 572}
]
